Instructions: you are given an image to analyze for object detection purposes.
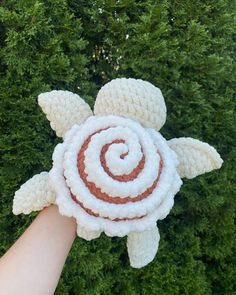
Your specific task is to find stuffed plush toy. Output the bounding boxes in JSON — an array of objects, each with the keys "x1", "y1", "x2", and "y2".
[{"x1": 13, "y1": 78, "x2": 223, "y2": 268}]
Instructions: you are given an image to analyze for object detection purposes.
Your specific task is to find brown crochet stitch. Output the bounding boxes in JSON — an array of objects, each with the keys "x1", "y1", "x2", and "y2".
[
  {"x1": 100, "y1": 139, "x2": 145, "y2": 182},
  {"x1": 76, "y1": 128, "x2": 163, "y2": 204},
  {"x1": 70, "y1": 193, "x2": 146, "y2": 221}
]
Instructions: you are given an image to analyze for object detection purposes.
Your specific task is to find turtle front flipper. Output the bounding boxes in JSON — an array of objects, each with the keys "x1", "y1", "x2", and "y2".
[
  {"x1": 168, "y1": 137, "x2": 223, "y2": 179},
  {"x1": 127, "y1": 227, "x2": 160, "y2": 268},
  {"x1": 13, "y1": 172, "x2": 56, "y2": 215},
  {"x1": 38, "y1": 90, "x2": 93, "y2": 138}
]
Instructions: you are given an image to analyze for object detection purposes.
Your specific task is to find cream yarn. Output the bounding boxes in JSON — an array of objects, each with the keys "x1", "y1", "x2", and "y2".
[
  {"x1": 13, "y1": 172, "x2": 55, "y2": 215},
  {"x1": 94, "y1": 78, "x2": 167, "y2": 131},
  {"x1": 168, "y1": 137, "x2": 223, "y2": 179},
  {"x1": 38, "y1": 90, "x2": 92, "y2": 138}
]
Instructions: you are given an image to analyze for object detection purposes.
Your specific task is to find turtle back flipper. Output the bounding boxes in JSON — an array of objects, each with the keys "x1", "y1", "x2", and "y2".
[
  {"x1": 168, "y1": 137, "x2": 223, "y2": 179},
  {"x1": 13, "y1": 172, "x2": 56, "y2": 215},
  {"x1": 127, "y1": 227, "x2": 160, "y2": 268},
  {"x1": 76, "y1": 222, "x2": 102, "y2": 241},
  {"x1": 38, "y1": 90, "x2": 93, "y2": 138}
]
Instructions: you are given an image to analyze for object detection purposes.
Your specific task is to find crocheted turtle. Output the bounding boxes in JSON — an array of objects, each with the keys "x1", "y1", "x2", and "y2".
[{"x1": 13, "y1": 78, "x2": 223, "y2": 268}]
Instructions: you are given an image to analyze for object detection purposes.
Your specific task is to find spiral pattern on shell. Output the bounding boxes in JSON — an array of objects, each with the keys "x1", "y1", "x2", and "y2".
[{"x1": 50, "y1": 115, "x2": 182, "y2": 236}]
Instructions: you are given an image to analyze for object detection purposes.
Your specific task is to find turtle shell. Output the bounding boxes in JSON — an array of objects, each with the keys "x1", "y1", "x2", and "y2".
[{"x1": 50, "y1": 115, "x2": 182, "y2": 237}]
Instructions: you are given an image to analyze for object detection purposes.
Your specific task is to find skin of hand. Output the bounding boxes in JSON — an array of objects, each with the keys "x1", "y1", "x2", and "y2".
[{"x1": 0, "y1": 204, "x2": 77, "y2": 295}]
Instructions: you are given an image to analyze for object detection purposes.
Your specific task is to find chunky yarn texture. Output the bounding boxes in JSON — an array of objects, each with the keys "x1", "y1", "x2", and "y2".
[
  {"x1": 13, "y1": 77, "x2": 223, "y2": 268},
  {"x1": 50, "y1": 115, "x2": 182, "y2": 238}
]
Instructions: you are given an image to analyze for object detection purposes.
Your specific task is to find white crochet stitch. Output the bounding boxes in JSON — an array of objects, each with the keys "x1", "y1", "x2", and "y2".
[
  {"x1": 50, "y1": 115, "x2": 182, "y2": 238},
  {"x1": 94, "y1": 78, "x2": 166, "y2": 131},
  {"x1": 168, "y1": 137, "x2": 223, "y2": 179},
  {"x1": 127, "y1": 227, "x2": 160, "y2": 268},
  {"x1": 13, "y1": 172, "x2": 55, "y2": 215},
  {"x1": 38, "y1": 90, "x2": 93, "y2": 138},
  {"x1": 13, "y1": 78, "x2": 223, "y2": 268}
]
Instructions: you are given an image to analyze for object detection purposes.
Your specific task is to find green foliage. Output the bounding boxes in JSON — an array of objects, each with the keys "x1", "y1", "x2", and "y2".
[{"x1": 0, "y1": 0, "x2": 235, "y2": 294}]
